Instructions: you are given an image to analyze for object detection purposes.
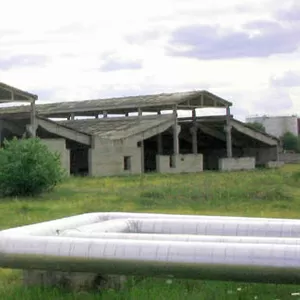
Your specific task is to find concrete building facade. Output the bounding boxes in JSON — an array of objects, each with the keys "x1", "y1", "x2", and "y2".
[
  {"x1": 0, "y1": 82, "x2": 281, "y2": 176},
  {"x1": 246, "y1": 115, "x2": 300, "y2": 138}
]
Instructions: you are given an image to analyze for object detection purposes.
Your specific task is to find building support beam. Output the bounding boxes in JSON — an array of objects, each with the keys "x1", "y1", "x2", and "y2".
[
  {"x1": 192, "y1": 109, "x2": 198, "y2": 154},
  {"x1": 198, "y1": 124, "x2": 242, "y2": 147},
  {"x1": 172, "y1": 106, "x2": 180, "y2": 167},
  {"x1": 173, "y1": 106, "x2": 179, "y2": 156},
  {"x1": 0, "y1": 119, "x2": 25, "y2": 136},
  {"x1": 157, "y1": 134, "x2": 163, "y2": 154},
  {"x1": 225, "y1": 106, "x2": 232, "y2": 158},
  {"x1": 232, "y1": 120, "x2": 278, "y2": 146},
  {"x1": 36, "y1": 118, "x2": 91, "y2": 146},
  {"x1": 137, "y1": 108, "x2": 144, "y2": 172},
  {"x1": 103, "y1": 111, "x2": 108, "y2": 118},
  {"x1": 276, "y1": 144, "x2": 280, "y2": 161},
  {"x1": 30, "y1": 99, "x2": 37, "y2": 137},
  {"x1": 138, "y1": 108, "x2": 142, "y2": 118}
]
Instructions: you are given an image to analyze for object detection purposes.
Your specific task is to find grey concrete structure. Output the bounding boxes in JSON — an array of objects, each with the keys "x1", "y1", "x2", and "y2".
[
  {"x1": 246, "y1": 115, "x2": 299, "y2": 138},
  {"x1": 0, "y1": 82, "x2": 281, "y2": 175},
  {"x1": 0, "y1": 82, "x2": 37, "y2": 138}
]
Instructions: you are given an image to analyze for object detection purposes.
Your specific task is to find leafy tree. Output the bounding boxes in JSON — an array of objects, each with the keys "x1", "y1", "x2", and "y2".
[
  {"x1": 281, "y1": 132, "x2": 300, "y2": 153},
  {"x1": 0, "y1": 137, "x2": 65, "y2": 197},
  {"x1": 246, "y1": 122, "x2": 266, "y2": 133}
]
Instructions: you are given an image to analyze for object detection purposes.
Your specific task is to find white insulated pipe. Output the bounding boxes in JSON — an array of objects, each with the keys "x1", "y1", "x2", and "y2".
[
  {"x1": 2, "y1": 212, "x2": 299, "y2": 236},
  {"x1": 2, "y1": 212, "x2": 300, "y2": 284},
  {"x1": 1, "y1": 234, "x2": 300, "y2": 283},
  {"x1": 59, "y1": 231, "x2": 300, "y2": 245}
]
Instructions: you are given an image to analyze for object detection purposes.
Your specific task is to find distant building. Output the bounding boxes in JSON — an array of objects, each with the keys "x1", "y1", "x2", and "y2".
[
  {"x1": 246, "y1": 115, "x2": 300, "y2": 138},
  {"x1": 0, "y1": 82, "x2": 281, "y2": 176}
]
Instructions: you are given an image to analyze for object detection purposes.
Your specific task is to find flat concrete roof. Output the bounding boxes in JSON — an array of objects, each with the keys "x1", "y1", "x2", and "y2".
[
  {"x1": 60, "y1": 115, "x2": 174, "y2": 141},
  {"x1": 0, "y1": 90, "x2": 232, "y2": 118}
]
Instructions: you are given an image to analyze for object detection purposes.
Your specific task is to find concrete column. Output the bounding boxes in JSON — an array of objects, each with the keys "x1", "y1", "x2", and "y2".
[
  {"x1": 103, "y1": 111, "x2": 108, "y2": 118},
  {"x1": 225, "y1": 106, "x2": 232, "y2": 158},
  {"x1": 137, "y1": 108, "x2": 144, "y2": 172},
  {"x1": 70, "y1": 113, "x2": 75, "y2": 120},
  {"x1": 141, "y1": 140, "x2": 145, "y2": 173},
  {"x1": 192, "y1": 109, "x2": 198, "y2": 154},
  {"x1": 172, "y1": 106, "x2": 179, "y2": 167},
  {"x1": 30, "y1": 100, "x2": 37, "y2": 137},
  {"x1": 173, "y1": 107, "x2": 179, "y2": 156},
  {"x1": 95, "y1": 114, "x2": 99, "y2": 119},
  {"x1": 157, "y1": 134, "x2": 163, "y2": 154},
  {"x1": 276, "y1": 144, "x2": 280, "y2": 161},
  {"x1": 138, "y1": 108, "x2": 142, "y2": 117}
]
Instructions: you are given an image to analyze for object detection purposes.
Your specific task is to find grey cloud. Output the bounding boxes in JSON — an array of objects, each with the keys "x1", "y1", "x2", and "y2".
[
  {"x1": 270, "y1": 71, "x2": 300, "y2": 87},
  {"x1": 0, "y1": 55, "x2": 48, "y2": 70},
  {"x1": 100, "y1": 58, "x2": 142, "y2": 72},
  {"x1": 167, "y1": 21, "x2": 300, "y2": 59},
  {"x1": 243, "y1": 20, "x2": 281, "y2": 31},
  {"x1": 276, "y1": 2, "x2": 300, "y2": 21}
]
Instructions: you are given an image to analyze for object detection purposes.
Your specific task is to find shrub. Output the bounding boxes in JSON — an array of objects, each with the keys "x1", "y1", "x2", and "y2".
[
  {"x1": 281, "y1": 132, "x2": 300, "y2": 153},
  {"x1": 0, "y1": 137, "x2": 65, "y2": 197}
]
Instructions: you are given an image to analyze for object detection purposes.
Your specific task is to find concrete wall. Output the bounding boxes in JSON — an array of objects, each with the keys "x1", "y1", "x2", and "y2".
[
  {"x1": 88, "y1": 138, "x2": 142, "y2": 176},
  {"x1": 218, "y1": 157, "x2": 255, "y2": 171},
  {"x1": 202, "y1": 146, "x2": 277, "y2": 170},
  {"x1": 265, "y1": 161, "x2": 284, "y2": 168},
  {"x1": 243, "y1": 147, "x2": 278, "y2": 166},
  {"x1": 279, "y1": 153, "x2": 300, "y2": 164},
  {"x1": 41, "y1": 138, "x2": 70, "y2": 174},
  {"x1": 246, "y1": 116, "x2": 298, "y2": 138},
  {"x1": 156, "y1": 154, "x2": 203, "y2": 174}
]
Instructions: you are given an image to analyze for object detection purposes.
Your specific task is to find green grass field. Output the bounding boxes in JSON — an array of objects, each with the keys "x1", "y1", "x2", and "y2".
[{"x1": 1, "y1": 164, "x2": 300, "y2": 299}]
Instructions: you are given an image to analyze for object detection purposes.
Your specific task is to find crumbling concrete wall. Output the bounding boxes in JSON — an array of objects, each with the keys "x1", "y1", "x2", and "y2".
[
  {"x1": 219, "y1": 157, "x2": 256, "y2": 171},
  {"x1": 156, "y1": 154, "x2": 203, "y2": 173},
  {"x1": 88, "y1": 138, "x2": 142, "y2": 176},
  {"x1": 41, "y1": 138, "x2": 70, "y2": 175},
  {"x1": 203, "y1": 146, "x2": 278, "y2": 170},
  {"x1": 265, "y1": 161, "x2": 284, "y2": 168},
  {"x1": 243, "y1": 147, "x2": 278, "y2": 166},
  {"x1": 279, "y1": 153, "x2": 300, "y2": 164}
]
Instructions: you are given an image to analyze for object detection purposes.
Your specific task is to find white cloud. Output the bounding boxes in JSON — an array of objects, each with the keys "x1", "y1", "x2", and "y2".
[{"x1": 0, "y1": 0, "x2": 299, "y2": 120}]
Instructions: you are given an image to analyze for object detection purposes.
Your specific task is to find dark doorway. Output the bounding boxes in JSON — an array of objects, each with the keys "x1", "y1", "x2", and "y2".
[
  {"x1": 67, "y1": 141, "x2": 89, "y2": 176},
  {"x1": 143, "y1": 137, "x2": 157, "y2": 172}
]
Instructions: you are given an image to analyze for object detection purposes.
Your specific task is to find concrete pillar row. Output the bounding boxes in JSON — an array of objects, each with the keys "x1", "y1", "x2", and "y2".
[{"x1": 225, "y1": 106, "x2": 233, "y2": 158}]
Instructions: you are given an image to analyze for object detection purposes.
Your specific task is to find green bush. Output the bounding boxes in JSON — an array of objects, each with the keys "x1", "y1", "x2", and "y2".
[
  {"x1": 0, "y1": 137, "x2": 65, "y2": 197},
  {"x1": 281, "y1": 132, "x2": 300, "y2": 153}
]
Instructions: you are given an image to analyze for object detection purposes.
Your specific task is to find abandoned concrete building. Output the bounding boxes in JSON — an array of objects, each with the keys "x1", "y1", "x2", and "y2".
[{"x1": 0, "y1": 82, "x2": 281, "y2": 176}]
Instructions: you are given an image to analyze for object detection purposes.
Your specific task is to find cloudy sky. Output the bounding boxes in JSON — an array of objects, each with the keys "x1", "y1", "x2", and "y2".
[{"x1": 0, "y1": 0, "x2": 300, "y2": 120}]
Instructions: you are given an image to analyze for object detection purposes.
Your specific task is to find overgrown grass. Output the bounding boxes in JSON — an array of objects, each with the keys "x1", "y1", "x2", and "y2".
[{"x1": 1, "y1": 164, "x2": 300, "y2": 299}]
